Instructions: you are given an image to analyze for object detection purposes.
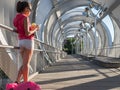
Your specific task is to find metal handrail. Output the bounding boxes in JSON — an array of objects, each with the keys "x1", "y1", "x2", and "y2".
[
  {"x1": 97, "y1": 45, "x2": 120, "y2": 50},
  {"x1": 0, "y1": 24, "x2": 14, "y2": 32},
  {"x1": 0, "y1": 44, "x2": 43, "y2": 52},
  {"x1": 0, "y1": 45, "x2": 19, "y2": 49},
  {"x1": 0, "y1": 24, "x2": 59, "y2": 50},
  {"x1": 0, "y1": 44, "x2": 61, "y2": 53},
  {"x1": 0, "y1": 24, "x2": 61, "y2": 53},
  {"x1": 0, "y1": 24, "x2": 43, "y2": 43}
]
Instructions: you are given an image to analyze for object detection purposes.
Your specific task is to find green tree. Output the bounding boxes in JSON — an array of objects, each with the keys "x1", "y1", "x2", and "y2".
[{"x1": 63, "y1": 38, "x2": 75, "y2": 54}]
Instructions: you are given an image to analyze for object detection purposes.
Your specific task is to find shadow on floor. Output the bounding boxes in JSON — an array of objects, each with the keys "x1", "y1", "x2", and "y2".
[
  {"x1": 43, "y1": 55, "x2": 102, "y2": 73},
  {"x1": 57, "y1": 75, "x2": 120, "y2": 90},
  {"x1": 36, "y1": 74, "x2": 98, "y2": 85}
]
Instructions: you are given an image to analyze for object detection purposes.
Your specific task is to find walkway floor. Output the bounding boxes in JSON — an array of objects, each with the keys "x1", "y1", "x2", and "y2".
[{"x1": 31, "y1": 55, "x2": 120, "y2": 90}]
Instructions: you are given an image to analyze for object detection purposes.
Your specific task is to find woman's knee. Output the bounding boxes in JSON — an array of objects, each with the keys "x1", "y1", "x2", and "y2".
[
  {"x1": 23, "y1": 64, "x2": 29, "y2": 69},
  {"x1": 20, "y1": 66, "x2": 23, "y2": 72}
]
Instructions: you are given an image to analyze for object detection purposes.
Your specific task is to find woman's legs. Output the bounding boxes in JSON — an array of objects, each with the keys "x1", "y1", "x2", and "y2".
[
  {"x1": 22, "y1": 48, "x2": 33, "y2": 82},
  {"x1": 16, "y1": 47, "x2": 33, "y2": 82},
  {"x1": 16, "y1": 39, "x2": 34, "y2": 82},
  {"x1": 16, "y1": 46, "x2": 25, "y2": 83},
  {"x1": 16, "y1": 66, "x2": 23, "y2": 82}
]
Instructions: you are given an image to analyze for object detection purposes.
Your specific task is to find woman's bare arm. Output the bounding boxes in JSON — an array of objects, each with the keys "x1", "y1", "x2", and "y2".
[{"x1": 24, "y1": 17, "x2": 39, "y2": 36}]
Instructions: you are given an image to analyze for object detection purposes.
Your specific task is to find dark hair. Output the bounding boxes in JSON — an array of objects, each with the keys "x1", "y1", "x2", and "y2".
[{"x1": 16, "y1": 1, "x2": 30, "y2": 13}]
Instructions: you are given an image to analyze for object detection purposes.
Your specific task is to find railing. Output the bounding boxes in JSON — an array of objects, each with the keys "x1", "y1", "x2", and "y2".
[
  {"x1": 0, "y1": 24, "x2": 64, "y2": 88},
  {"x1": 0, "y1": 24, "x2": 61, "y2": 62},
  {"x1": 79, "y1": 43, "x2": 120, "y2": 58},
  {"x1": 96, "y1": 44, "x2": 120, "y2": 58}
]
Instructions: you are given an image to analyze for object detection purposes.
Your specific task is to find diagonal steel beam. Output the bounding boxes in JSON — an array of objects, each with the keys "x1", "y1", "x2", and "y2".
[
  {"x1": 97, "y1": 0, "x2": 120, "y2": 23},
  {"x1": 50, "y1": 0, "x2": 62, "y2": 29},
  {"x1": 31, "y1": 0, "x2": 40, "y2": 22},
  {"x1": 51, "y1": 0, "x2": 58, "y2": 6}
]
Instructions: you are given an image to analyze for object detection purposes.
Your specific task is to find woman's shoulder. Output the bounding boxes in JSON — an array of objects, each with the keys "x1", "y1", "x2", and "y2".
[
  {"x1": 17, "y1": 13, "x2": 27, "y2": 18},
  {"x1": 13, "y1": 13, "x2": 27, "y2": 27}
]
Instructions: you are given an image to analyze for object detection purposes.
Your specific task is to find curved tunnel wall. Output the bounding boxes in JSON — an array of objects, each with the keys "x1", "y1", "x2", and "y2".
[
  {"x1": 1, "y1": 0, "x2": 120, "y2": 58},
  {"x1": 38, "y1": 0, "x2": 120, "y2": 58}
]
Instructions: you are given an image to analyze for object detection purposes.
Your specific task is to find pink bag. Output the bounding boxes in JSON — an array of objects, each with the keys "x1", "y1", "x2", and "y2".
[
  {"x1": 6, "y1": 81, "x2": 41, "y2": 90},
  {"x1": 6, "y1": 83, "x2": 18, "y2": 90}
]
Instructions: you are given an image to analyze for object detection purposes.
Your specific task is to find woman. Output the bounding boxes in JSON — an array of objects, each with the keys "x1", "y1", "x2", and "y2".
[{"x1": 13, "y1": 1, "x2": 39, "y2": 83}]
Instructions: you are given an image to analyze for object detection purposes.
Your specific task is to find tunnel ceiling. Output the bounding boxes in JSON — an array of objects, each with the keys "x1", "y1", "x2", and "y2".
[{"x1": 32, "y1": 0, "x2": 120, "y2": 50}]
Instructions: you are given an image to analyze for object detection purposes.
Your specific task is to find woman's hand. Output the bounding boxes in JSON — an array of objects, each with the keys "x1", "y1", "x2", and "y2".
[
  {"x1": 36, "y1": 25, "x2": 40, "y2": 31},
  {"x1": 13, "y1": 29, "x2": 18, "y2": 33},
  {"x1": 31, "y1": 23, "x2": 40, "y2": 31}
]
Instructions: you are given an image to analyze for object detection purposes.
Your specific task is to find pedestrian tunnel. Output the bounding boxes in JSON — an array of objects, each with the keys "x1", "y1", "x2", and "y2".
[{"x1": 0, "y1": 0, "x2": 120, "y2": 89}]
